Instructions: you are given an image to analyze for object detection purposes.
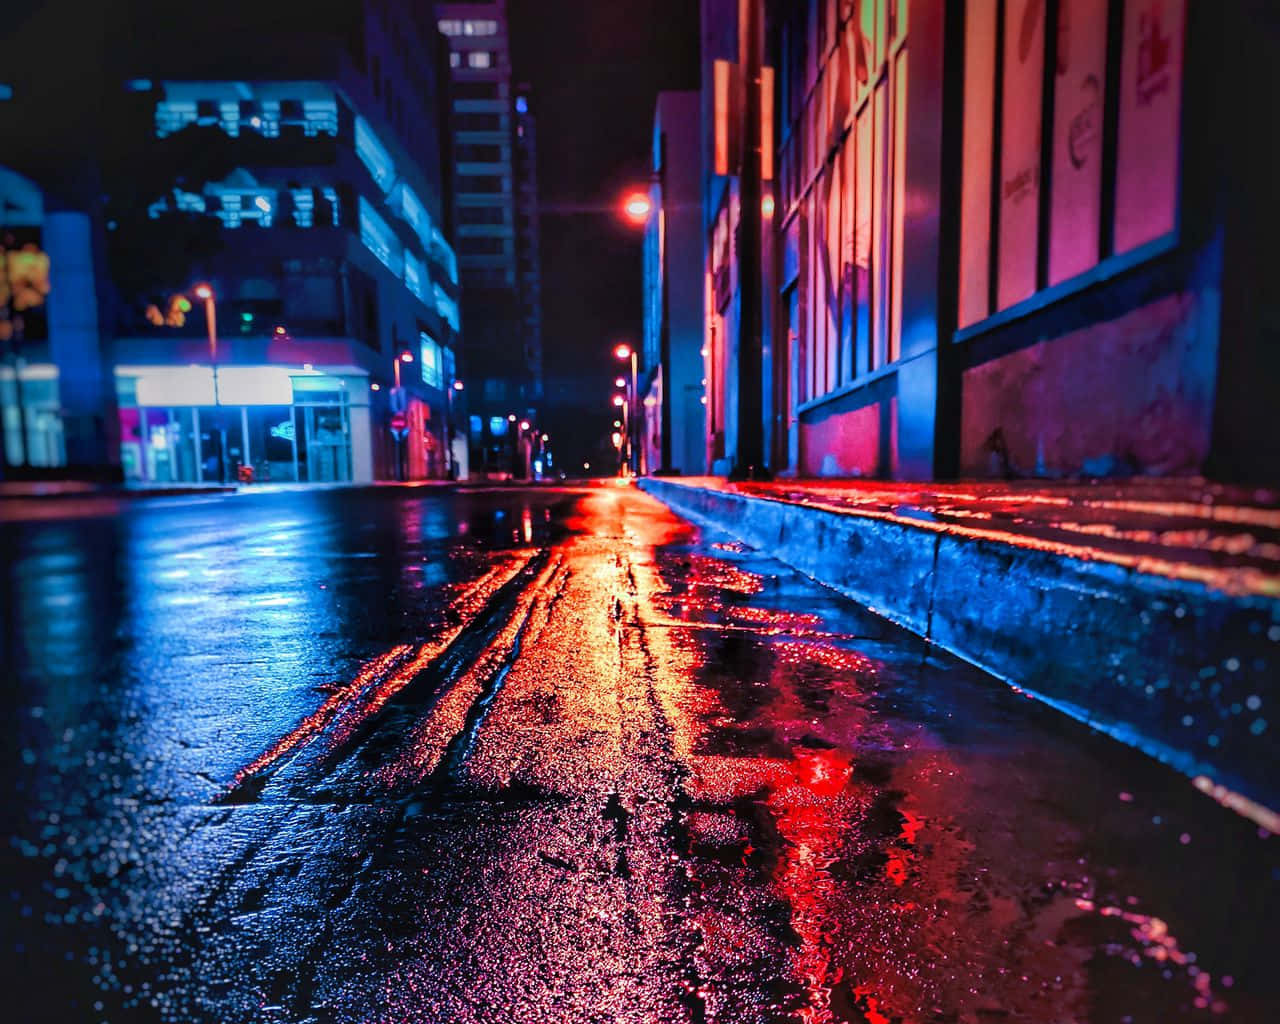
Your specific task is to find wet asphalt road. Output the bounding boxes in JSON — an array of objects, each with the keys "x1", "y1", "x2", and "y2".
[{"x1": 2, "y1": 485, "x2": 1277, "y2": 1023}]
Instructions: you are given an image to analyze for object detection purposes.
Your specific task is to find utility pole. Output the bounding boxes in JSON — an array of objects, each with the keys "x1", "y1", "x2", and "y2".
[{"x1": 730, "y1": 0, "x2": 767, "y2": 480}]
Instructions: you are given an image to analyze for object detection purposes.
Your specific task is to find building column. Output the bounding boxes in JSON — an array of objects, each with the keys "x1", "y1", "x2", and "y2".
[
  {"x1": 43, "y1": 210, "x2": 118, "y2": 474},
  {"x1": 349, "y1": 400, "x2": 373, "y2": 483}
]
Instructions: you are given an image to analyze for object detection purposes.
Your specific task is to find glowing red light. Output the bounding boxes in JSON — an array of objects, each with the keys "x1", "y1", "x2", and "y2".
[
  {"x1": 400, "y1": 351, "x2": 413, "y2": 363},
  {"x1": 613, "y1": 343, "x2": 632, "y2": 361},
  {"x1": 193, "y1": 283, "x2": 213, "y2": 300},
  {"x1": 621, "y1": 192, "x2": 651, "y2": 224}
]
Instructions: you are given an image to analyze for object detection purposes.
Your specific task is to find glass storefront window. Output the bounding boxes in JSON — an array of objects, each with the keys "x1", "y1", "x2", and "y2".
[
  {"x1": 1, "y1": 370, "x2": 65, "y2": 467},
  {"x1": 114, "y1": 368, "x2": 355, "y2": 484}
]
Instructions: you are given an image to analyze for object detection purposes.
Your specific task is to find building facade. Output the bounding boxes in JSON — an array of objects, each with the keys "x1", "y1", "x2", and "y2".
[
  {"x1": 0, "y1": 0, "x2": 464, "y2": 484},
  {"x1": 641, "y1": 91, "x2": 708, "y2": 477},
  {"x1": 435, "y1": 2, "x2": 547, "y2": 478},
  {"x1": 700, "y1": 0, "x2": 1278, "y2": 484}
]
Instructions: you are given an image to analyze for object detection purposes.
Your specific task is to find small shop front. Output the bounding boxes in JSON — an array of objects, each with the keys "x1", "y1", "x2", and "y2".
[
  {"x1": 1, "y1": 362, "x2": 66, "y2": 468},
  {"x1": 115, "y1": 365, "x2": 372, "y2": 484}
]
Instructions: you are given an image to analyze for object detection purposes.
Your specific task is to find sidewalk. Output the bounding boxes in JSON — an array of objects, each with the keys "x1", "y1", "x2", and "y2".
[
  {"x1": 637, "y1": 475, "x2": 1280, "y2": 817},
  {"x1": 683, "y1": 476, "x2": 1280, "y2": 597}
]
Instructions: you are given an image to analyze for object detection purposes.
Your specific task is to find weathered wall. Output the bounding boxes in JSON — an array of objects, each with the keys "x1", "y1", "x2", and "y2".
[
  {"x1": 800, "y1": 396, "x2": 896, "y2": 478},
  {"x1": 959, "y1": 290, "x2": 1218, "y2": 478}
]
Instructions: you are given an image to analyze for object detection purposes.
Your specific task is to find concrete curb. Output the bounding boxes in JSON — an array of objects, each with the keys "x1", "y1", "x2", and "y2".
[{"x1": 638, "y1": 477, "x2": 1280, "y2": 816}]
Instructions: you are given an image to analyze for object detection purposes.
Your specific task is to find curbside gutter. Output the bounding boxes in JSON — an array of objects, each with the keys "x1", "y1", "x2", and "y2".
[{"x1": 638, "y1": 477, "x2": 1280, "y2": 824}]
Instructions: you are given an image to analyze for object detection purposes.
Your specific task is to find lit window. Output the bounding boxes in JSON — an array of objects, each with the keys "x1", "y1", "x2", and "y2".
[
  {"x1": 450, "y1": 52, "x2": 461, "y2": 68},
  {"x1": 420, "y1": 333, "x2": 443, "y2": 388},
  {"x1": 355, "y1": 116, "x2": 395, "y2": 193},
  {"x1": 358, "y1": 196, "x2": 403, "y2": 275},
  {"x1": 404, "y1": 250, "x2": 427, "y2": 303},
  {"x1": 290, "y1": 189, "x2": 314, "y2": 227},
  {"x1": 391, "y1": 182, "x2": 435, "y2": 253},
  {"x1": 515, "y1": 96, "x2": 528, "y2": 114},
  {"x1": 468, "y1": 51, "x2": 492, "y2": 69},
  {"x1": 463, "y1": 20, "x2": 499, "y2": 36},
  {"x1": 488, "y1": 415, "x2": 508, "y2": 437},
  {"x1": 433, "y1": 284, "x2": 460, "y2": 331},
  {"x1": 438, "y1": 19, "x2": 462, "y2": 36},
  {"x1": 431, "y1": 228, "x2": 459, "y2": 285}
]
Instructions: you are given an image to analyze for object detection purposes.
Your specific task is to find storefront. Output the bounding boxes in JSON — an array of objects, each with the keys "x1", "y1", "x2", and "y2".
[
  {"x1": 1, "y1": 362, "x2": 66, "y2": 468},
  {"x1": 114, "y1": 364, "x2": 372, "y2": 484}
]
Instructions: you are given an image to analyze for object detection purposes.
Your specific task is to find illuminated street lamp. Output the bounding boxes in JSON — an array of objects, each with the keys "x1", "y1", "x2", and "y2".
[
  {"x1": 621, "y1": 191, "x2": 652, "y2": 225},
  {"x1": 613, "y1": 342, "x2": 638, "y2": 475},
  {"x1": 192, "y1": 283, "x2": 219, "y2": 407},
  {"x1": 189, "y1": 282, "x2": 231, "y2": 483},
  {"x1": 390, "y1": 347, "x2": 415, "y2": 481},
  {"x1": 392, "y1": 346, "x2": 413, "y2": 390}
]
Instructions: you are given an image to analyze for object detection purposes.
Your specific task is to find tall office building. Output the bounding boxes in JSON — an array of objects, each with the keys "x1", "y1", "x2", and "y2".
[
  {"x1": 435, "y1": 1, "x2": 545, "y2": 478},
  {"x1": 1, "y1": 0, "x2": 464, "y2": 484}
]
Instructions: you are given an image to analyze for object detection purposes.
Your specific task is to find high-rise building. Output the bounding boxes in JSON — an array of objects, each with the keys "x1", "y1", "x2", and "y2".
[
  {"x1": 435, "y1": 1, "x2": 545, "y2": 478},
  {"x1": 0, "y1": 0, "x2": 465, "y2": 484},
  {"x1": 640, "y1": 91, "x2": 707, "y2": 477}
]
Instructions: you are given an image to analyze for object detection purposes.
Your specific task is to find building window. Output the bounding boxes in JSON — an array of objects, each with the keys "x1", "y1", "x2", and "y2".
[
  {"x1": 794, "y1": 1, "x2": 907, "y2": 405},
  {"x1": 355, "y1": 116, "x2": 395, "y2": 193},
  {"x1": 461, "y1": 237, "x2": 507, "y2": 255},
  {"x1": 958, "y1": 0, "x2": 1185, "y2": 327},
  {"x1": 459, "y1": 205, "x2": 506, "y2": 225},
  {"x1": 456, "y1": 175, "x2": 505, "y2": 193},
  {"x1": 450, "y1": 51, "x2": 461, "y2": 68},
  {"x1": 455, "y1": 113, "x2": 502, "y2": 131},
  {"x1": 358, "y1": 196, "x2": 403, "y2": 276},
  {"x1": 463, "y1": 20, "x2": 499, "y2": 36},
  {"x1": 454, "y1": 81, "x2": 500, "y2": 101},
  {"x1": 468, "y1": 51, "x2": 494, "y2": 69},
  {"x1": 457, "y1": 143, "x2": 503, "y2": 163},
  {"x1": 420, "y1": 333, "x2": 443, "y2": 388},
  {"x1": 433, "y1": 284, "x2": 461, "y2": 332},
  {"x1": 438, "y1": 19, "x2": 463, "y2": 36}
]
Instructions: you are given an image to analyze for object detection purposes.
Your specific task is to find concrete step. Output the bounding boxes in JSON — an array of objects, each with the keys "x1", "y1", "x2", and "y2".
[{"x1": 638, "y1": 477, "x2": 1280, "y2": 824}]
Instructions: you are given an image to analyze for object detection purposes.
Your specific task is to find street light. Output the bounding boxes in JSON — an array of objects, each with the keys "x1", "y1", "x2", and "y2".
[
  {"x1": 614, "y1": 343, "x2": 638, "y2": 475},
  {"x1": 389, "y1": 346, "x2": 415, "y2": 481},
  {"x1": 621, "y1": 191, "x2": 652, "y2": 225},
  {"x1": 190, "y1": 282, "x2": 231, "y2": 483}
]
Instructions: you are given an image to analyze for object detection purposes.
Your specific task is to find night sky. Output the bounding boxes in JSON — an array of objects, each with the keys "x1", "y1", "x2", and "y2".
[{"x1": 508, "y1": 0, "x2": 700, "y2": 473}]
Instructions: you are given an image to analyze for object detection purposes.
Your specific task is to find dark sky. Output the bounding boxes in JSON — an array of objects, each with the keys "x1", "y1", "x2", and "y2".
[{"x1": 507, "y1": 0, "x2": 701, "y2": 473}]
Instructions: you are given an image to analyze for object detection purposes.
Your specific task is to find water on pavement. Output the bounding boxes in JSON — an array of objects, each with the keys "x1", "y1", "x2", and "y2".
[{"x1": 2, "y1": 485, "x2": 1275, "y2": 1022}]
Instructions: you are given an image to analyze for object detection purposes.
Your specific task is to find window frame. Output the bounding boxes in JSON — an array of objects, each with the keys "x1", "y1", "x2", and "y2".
[{"x1": 954, "y1": 0, "x2": 1185, "y2": 341}]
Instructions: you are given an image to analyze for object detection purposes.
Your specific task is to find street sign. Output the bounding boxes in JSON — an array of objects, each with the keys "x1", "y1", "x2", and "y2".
[
  {"x1": 390, "y1": 413, "x2": 408, "y2": 438},
  {"x1": 389, "y1": 387, "x2": 407, "y2": 413}
]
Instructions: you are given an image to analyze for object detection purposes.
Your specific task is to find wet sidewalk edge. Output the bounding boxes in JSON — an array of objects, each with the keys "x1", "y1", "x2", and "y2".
[{"x1": 637, "y1": 476, "x2": 1280, "y2": 824}]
